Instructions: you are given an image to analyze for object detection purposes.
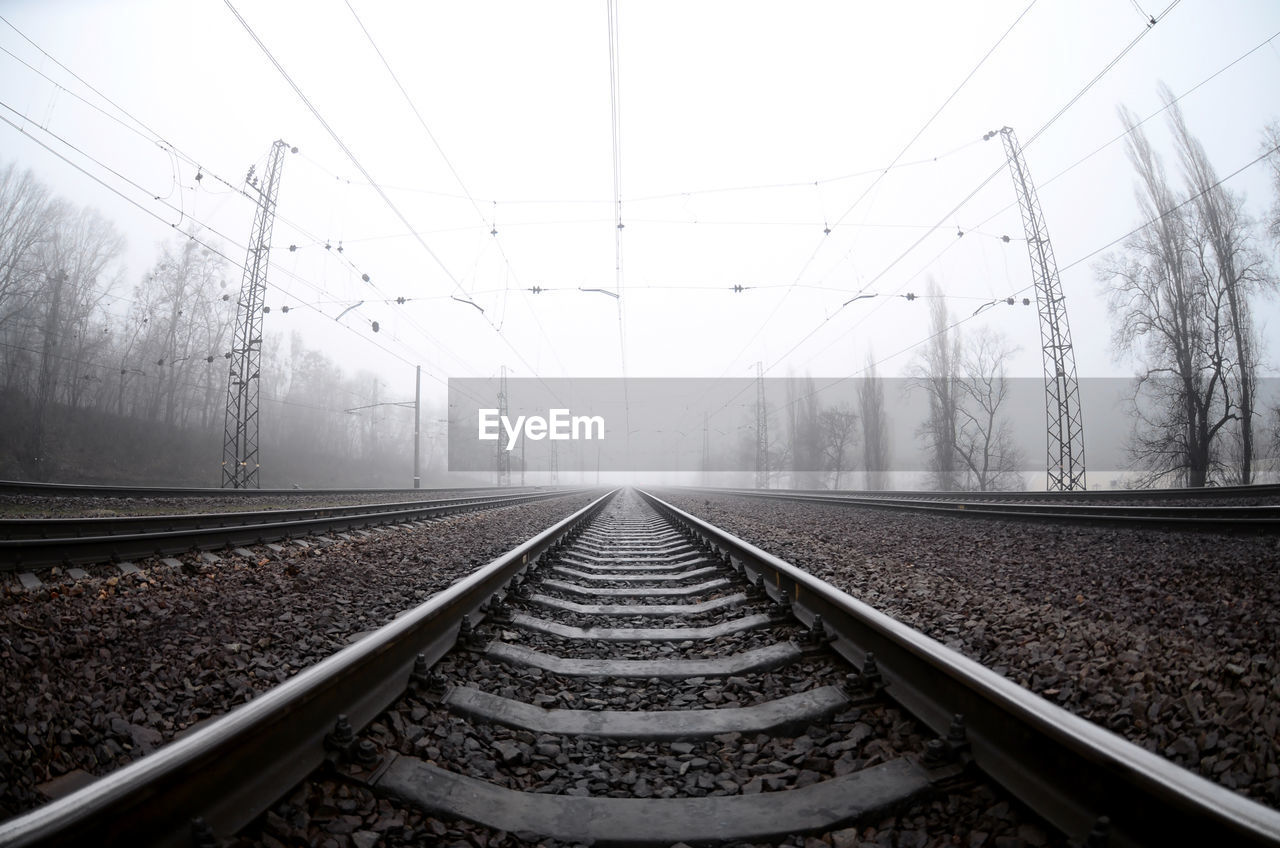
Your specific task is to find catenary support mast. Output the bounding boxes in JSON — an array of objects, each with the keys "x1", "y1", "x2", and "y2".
[
  {"x1": 755, "y1": 361, "x2": 769, "y2": 489},
  {"x1": 496, "y1": 365, "x2": 512, "y2": 486},
  {"x1": 221, "y1": 139, "x2": 292, "y2": 488},
  {"x1": 997, "y1": 126, "x2": 1086, "y2": 491}
]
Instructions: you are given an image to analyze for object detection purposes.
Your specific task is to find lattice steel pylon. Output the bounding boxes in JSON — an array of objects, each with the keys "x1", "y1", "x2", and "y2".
[
  {"x1": 222, "y1": 140, "x2": 291, "y2": 488},
  {"x1": 997, "y1": 126, "x2": 1086, "y2": 491},
  {"x1": 754, "y1": 361, "x2": 769, "y2": 489},
  {"x1": 496, "y1": 365, "x2": 512, "y2": 486}
]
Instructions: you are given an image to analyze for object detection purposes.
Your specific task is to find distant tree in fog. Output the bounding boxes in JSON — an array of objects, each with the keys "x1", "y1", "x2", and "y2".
[
  {"x1": 1098, "y1": 95, "x2": 1276, "y2": 486},
  {"x1": 20, "y1": 207, "x2": 124, "y2": 477},
  {"x1": 131, "y1": 234, "x2": 231, "y2": 427},
  {"x1": 910, "y1": 280, "x2": 961, "y2": 490},
  {"x1": 858, "y1": 352, "x2": 889, "y2": 489},
  {"x1": 785, "y1": 374, "x2": 823, "y2": 487},
  {"x1": 0, "y1": 163, "x2": 57, "y2": 335},
  {"x1": 954, "y1": 328, "x2": 1024, "y2": 491},
  {"x1": 818, "y1": 403, "x2": 858, "y2": 489}
]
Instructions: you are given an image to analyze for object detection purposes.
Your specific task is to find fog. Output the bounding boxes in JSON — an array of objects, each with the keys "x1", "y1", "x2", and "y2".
[{"x1": 1, "y1": 2, "x2": 1278, "y2": 487}]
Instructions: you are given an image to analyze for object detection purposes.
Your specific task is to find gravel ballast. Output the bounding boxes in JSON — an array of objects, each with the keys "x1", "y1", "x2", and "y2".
[
  {"x1": 230, "y1": 491, "x2": 1071, "y2": 848},
  {"x1": 662, "y1": 491, "x2": 1280, "y2": 810},
  {"x1": 0, "y1": 492, "x2": 595, "y2": 821}
]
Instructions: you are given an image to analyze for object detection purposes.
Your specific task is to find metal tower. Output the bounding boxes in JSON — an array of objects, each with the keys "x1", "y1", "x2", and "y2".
[
  {"x1": 496, "y1": 365, "x2": 512, "y2": 486},
  {"x1": 222, "y1": 139, "x2": 292, "y2": 488},
  {"x1": 701, "y1": 411, "x2": 711, "y2": 485},
  {"x1": 997, "y1": 126, "x2": 1086, "y2": 491},
  {"x1": 755, "y1": 361, "x2": 769, "y2": 489}
]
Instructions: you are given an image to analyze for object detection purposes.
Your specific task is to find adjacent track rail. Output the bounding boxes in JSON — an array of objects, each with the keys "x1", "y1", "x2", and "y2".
[
  {"x1": 1, "y1": 488, "x2": 1277, "y2": 846},
  {"x1": 0, "y1": 489, "x2": 590, "y2": 570}
]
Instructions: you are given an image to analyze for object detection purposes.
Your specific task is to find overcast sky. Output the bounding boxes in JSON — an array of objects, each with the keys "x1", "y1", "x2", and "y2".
[{"x1": 2, "y1": 0, "x2": 1278, "y2": 415}]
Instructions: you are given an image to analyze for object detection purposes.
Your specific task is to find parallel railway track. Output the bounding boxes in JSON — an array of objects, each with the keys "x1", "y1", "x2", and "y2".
[
  {"x1": 0, "y1": 489, "x2": 589, "y2": 570},
  {"x1": 681, "y1": 487, "x2": 1280, "y2": 532},
  {"x1": 1, "y1": 489, "x2": 1277, "y2": 846},
  {"x1": 0, "y1": 480, "x2": 524, "y2": 499}
]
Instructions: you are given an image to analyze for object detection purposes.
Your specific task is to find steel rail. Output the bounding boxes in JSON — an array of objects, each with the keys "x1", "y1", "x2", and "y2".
[
  {"x1": 0, "y1": 489, "x2": 593, "y2": 570},
  {"x1": 0, "y1": 490, "x2": 618, "y2": 847},
  {"x1": 0, "y1": 480, "x2": 532, "y2": 498},
  {"x1": 638, "y1": 489, "x2": 1280, "y2": 848},
  {"x1": 679, "y1": 488, "x2": 1280, "y2": 531}
]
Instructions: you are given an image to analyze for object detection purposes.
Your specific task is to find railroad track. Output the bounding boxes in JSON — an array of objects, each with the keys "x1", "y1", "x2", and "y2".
[
  {"x1": 0, "y1": 480, "x2": 525, "y2": 499},
  {"x1": 705, "y1": 482, "x2": 1280, "y2": 504},
  {"x1": 0, "y1": 489, "x2": 589, "y2": 570},
  {"x1": 681, "y1": 487, "x2": 1280, "y2": 532},
  {"x1": 2, "y1": 489, "x2": 1278, "y2": 847}
]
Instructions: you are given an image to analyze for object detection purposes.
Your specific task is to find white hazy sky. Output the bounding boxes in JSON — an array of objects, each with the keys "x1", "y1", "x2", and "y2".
[{"x1": 2, "y1": 0, "x2": 1278, "y2": 412}]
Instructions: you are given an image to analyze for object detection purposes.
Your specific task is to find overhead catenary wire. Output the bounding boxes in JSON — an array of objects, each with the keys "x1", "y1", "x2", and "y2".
[
  {"x1": 0, "y1": 19, "x2": 421, "y2": 326},
  {"x1": 799, "y1": 22, "x2": 1280, "y2": 372},
  {"x1": 605, "y1": 0, "x2": 631, "y2": 442},
  {"x1": 0, "y1": 107, "x2": 495, "y2": 406},
  {"x1": 754, "y1": 0, "x2": 1185, "y2": 380},
  {"x1": 756, "y1": 136, "x2": 1280, "y2": 429},
  {"x1": 717, "y1": 1, "x2": 1040, "y2": 383},
  {"x1": 341, "y1": 0, "x2": 571, "y2": 378},
  {"x1": 222, "y1": 1, "x2": 555, "y2": 397}
]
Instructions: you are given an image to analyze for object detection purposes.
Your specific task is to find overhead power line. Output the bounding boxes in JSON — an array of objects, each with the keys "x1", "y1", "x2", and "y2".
[
  {"x1": 719, "y1": 1, "x2": 1039, "y2": 382},
  {"x1": 754, "y1": 0, "x2": 1184, "y2": 379},
  {"x1": 0, "y1": 107, "x2": 488, "y2": 398},
  {"x1": 340, "y1": 0, "x2": 571, "y2": 379}
]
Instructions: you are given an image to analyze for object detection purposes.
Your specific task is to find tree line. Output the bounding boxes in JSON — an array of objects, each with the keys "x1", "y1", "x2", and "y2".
[
  {"x1": 755, "y1": 97, "x2": 1280, "y2": 491},
  {"x1": 1097, "y1": 93, "x2": 1279, "y2": 486},
  {"x1": 0, "y1": 160, "x2": 431, "y2": 486}
]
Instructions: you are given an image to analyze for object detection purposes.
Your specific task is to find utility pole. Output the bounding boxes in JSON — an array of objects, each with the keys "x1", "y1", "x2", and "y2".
[
  {"x1": 995, "y1": 126, "x2": 1086, "y2": 492},
  {"x1": 701, "y1": 411, "x2": 710, "y2": 486},
  {"x1": 496, "y1": 365, "x2": 511, "y2": 486},
  {"x1": 755, "y1": 361, "x2": 769, "y2": 489},
  {"x1": 222, "y1": 139, "x2": 294, "y2": 488},
  {"x1": 413, "y1": 365, "x2": 421, "y2": 489}
]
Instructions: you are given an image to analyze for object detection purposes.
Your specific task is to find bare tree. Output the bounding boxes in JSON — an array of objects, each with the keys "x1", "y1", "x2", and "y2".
[
  {"x1": 1098, "y1": 106, "x2": 1237, "y2": 486},
  {"x1": 858, "y1": 352, "x2": 890, "y2": 489},
  {"x1": 133, "y1": 234, "x2": 229, "y2": 425},
  {"x1": 818, "y1": 403, "x2": 858, "y2": 489},
  {"x1": 954, "y1": 328, "x2": 1025, "y2": 491},
  {"x1": 0, "y1": 163, "x2": 58, "y2": 333},
  {"x1": 18, "y1": 206, "x2": 124, "y2": 477},
  {"x1": 910, "y1": 280, "x2": 962, "y2": 490},
  {"x1": 1264, "y1": 121, "x2": 1280, "y2": 248},
  {"x1": 1167, "y1": 90, "x2": 1276, "y2": 483}
]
